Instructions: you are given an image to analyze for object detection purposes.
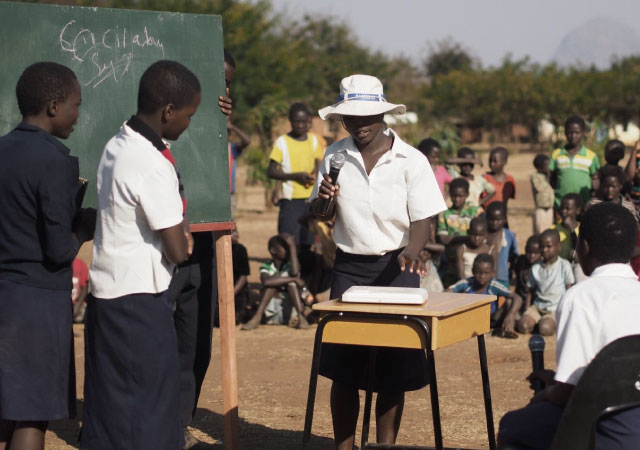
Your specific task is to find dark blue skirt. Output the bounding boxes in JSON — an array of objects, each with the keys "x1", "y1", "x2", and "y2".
[
  {"x1": 80, "y1": 291, "x2": 183, "y2": 450},
  {"x1": 0, "y1": 279, "x2": 75, "y2": 421},
  {"x1": 318, "y1": 249, "x2": 429, "y2": 394}
]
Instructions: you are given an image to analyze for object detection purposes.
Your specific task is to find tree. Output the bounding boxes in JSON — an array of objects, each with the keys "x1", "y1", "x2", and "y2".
[{"x1": 424, "y1": 38, "x2": 475, "y2": 78}]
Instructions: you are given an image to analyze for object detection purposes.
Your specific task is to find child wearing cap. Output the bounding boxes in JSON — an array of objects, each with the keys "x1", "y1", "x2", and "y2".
[{"x1": 311, "y1": 74, "x2": 447, "y2": 449}]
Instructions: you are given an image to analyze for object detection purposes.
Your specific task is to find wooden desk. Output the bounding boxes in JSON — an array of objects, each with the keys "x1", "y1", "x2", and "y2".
[{"x1": 302, "y1": 292, "x2": 497, "y2": 450}]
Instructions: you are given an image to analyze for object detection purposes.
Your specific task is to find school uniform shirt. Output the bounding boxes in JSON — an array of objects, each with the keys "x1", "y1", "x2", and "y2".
[
  {"x1": 0, "y1": 123, "x2": 79, "y2": 290},
  {"x1": 310, "y1": 129, "x2": 447, "y2": 255},
  {"x1": 549, "y1": 146, "x2": 600, "y2": 208},
  {"x1": 555, "y1": 263, "x2": 640, "y2": 385},
  {"x1": 269, "y1": 133, "x2": 324, "y2": 200},
  {"x1": 450, "y1": 276, "x2": 511, "y2": 314},
  {"x1": 527, "y1": 257, "x2": 574, "y2": 312},
  {"x1": 90, "y1": 122, "x2": 184, "y2": 299}
]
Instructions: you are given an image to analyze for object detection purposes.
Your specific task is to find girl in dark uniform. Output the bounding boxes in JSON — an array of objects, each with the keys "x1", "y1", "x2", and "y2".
[
  {"x1": 311, "y1": 75, "x2": 447, "y2": 449},
  {"x1": 0, "y1": 63, "x2": 94, "y2": 450}
]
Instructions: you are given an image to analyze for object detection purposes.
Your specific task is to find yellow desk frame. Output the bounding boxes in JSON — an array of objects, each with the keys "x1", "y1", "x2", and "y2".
[{"x1": 302, "y1": 292, "x2": 497, "y2": 450}]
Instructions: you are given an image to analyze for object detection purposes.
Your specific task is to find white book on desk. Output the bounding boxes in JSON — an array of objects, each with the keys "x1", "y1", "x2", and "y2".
[{"x1": 341, "y1": 286, "x2": 428, "y2": 305}]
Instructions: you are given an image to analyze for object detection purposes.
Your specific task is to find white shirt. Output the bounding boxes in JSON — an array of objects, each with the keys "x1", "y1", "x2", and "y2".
[
  {"x1": 310, "y1": 129, "x2": 446, "y2": 255},
  {"x1": 90, "y1": 123, "x2": 184, "y2": 298},
  {"x1": 555, "y1": 263, "x2": 640, "y2": 385}
]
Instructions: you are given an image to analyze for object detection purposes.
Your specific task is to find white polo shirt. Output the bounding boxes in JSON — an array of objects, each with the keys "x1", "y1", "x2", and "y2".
[
  {"x1": 555, "y1": 263, "x2": 640, "y2": 386},
  {"x1": 310, "y1": 129, "x2": 446, "y2": 255},
  {"x1": 90, "y1": 123, "x2": 184, "y2": 299}
]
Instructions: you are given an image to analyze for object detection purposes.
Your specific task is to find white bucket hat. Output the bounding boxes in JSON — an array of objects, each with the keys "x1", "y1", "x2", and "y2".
[{"x1": 318, "y1": 74, "x2": 406, "y2": 120}]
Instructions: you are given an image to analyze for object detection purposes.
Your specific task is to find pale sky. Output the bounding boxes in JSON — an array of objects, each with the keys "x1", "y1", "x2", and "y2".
[{"x1": 268, "y1": 0, "x2": 640, "y2": 67}]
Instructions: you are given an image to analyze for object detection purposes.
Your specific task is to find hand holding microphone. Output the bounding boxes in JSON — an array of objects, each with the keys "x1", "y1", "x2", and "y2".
[{"x1": 317, "y1": 152, "x2": 346, "y2": 217}]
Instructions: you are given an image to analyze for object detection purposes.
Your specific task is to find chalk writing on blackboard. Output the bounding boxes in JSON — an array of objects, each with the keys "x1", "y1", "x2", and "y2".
[{"x1": 59, "y1": 20, "x2": 165, "y2": 88}]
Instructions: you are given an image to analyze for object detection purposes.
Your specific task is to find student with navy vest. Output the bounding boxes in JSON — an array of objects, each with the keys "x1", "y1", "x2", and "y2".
[
  {"x1": 82, "y1": 61, "x2": 201, "y2": 450},
  {"x1": 0, "y1": 62, "x2": 95, "y2": 450}
]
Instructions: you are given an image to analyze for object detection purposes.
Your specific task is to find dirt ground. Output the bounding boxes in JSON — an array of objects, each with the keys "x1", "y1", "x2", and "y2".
[{"x1": 48, "y1": 150, "x2": 558, "y2": 449}]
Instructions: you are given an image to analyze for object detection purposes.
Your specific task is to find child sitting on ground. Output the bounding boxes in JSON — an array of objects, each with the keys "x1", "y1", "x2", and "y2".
[
  {"x1": 487, "y1": 201, "x2": 518, "y2": 288},
  {"x1": 551, "y1": 193, "x2": 582, "y2": 263},
  {"x1": 242, "y1": 233, "x2": 309, "y2": 330},
  {"x1": 231, "y1": 228, "x2": 251, "y2": 324},
  {"x1": 417, "y1": 137, "x2": 452, "y2": 195},
  {"x1": 483, "y1": 146, "x2": 515, "y2": 208},
  {"x1": 449, "y1": 253, "x2": 522, "y2": 338},
  {"x1": 517, "y1": 229, "x2": 574, "y2": 336},
  {"x1": 530, "y1": 154, "x2": 555, "y2": 234},
  {"x1": 456, "y1": 217, "x2": 496, "y2": 280},
  {"x1": 512, "y1": 235, "x2": 541, "y2": 301},
  {"x1": 446, "y1": 147, "x2": 495, "y2": 208},
  {"x1": 437, "y1": 177, "x2": 479, "y2": 287}
]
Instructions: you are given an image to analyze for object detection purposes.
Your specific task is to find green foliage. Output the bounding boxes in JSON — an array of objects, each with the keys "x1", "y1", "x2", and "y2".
[{"x1": 424, "y1": 38, "x2": 475, "y2": 78}]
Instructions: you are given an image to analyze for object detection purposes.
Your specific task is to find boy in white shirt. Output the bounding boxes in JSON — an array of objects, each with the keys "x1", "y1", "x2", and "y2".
[
  {"x1": 498, "y1": 202, "x2": 640, "y2": 450},
  {"x1": 82, "y1": 61, "x2": 199, "y2": 450}
]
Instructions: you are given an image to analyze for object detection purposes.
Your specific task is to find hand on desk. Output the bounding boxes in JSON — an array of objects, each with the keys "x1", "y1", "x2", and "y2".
[{"x1": 398, "y1": 249, "x2": 427, "y2": 277}]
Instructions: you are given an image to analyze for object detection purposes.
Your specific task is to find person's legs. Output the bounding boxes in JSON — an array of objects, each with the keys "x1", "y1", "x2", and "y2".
[
  {"x1": 242, "y1": 288, "x2": 278, "y2": 330},
  {"x1": 285, "y1": 282, "x2": 309, "y2": 329},
  {"x1": 330, "y1": 382, "x2": 360, "y2": 450},
  {"x1": 498, "y1": 401, "x2": 563, "y2": 450},
  {"x1": 538, "y1": 316, "x2": 556, "y2": 336},
  {"x1": 7, "y1": 421, "x2": 46, "y2": 450},
  {"x1": 375, "y1": 392, "x2": 405, "y2": 444},
  {"x1": 0, "y1": 420, "x2": 14, "y2": 450},
  {"x1": 517, "y1": 306, "x2": 540, "y2": 334}
]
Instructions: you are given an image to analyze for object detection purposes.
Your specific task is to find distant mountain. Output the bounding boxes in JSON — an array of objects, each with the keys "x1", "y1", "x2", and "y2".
[{"x1": 551, "y1": 16, "x2": 640, "y2": 69}]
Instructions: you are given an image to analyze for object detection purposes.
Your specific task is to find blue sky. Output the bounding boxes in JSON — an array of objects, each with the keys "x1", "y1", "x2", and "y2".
[{"x1": 268, "y1": 0, "x2": 640, "y2": 66}]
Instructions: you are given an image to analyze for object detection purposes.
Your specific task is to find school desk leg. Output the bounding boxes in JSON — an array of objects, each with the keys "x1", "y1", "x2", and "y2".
[
  {"x1": 426, "y1": 346, "x2": 444, "y2": 450},
  {"x1": 477, "y1": 334, "x2": 496, "y2": 450},
  {"x1": 215, "y1": 230, "x2": 240, "y2": 450}
]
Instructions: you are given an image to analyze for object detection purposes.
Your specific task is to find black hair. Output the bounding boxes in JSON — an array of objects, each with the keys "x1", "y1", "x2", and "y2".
[
  {"x1": 525, "y1": 234, "x2": 540, "y2": 249},
  {"x1": 580, "y1": 202, "x2": 637, "y2": 263},
  {"x1": 137, "y1": 60, "x2": 201, "y2": 115},
  {"x1": 473, "y1": 253, "x2": 494, "y2": 268},
  {"x1": 469, "y1": 216, "x2": 487, "y2": 232},
  {"x1": 457, "y1": 146, "x2": 475, "y2": 159},
  {"x1": 604, "y1": 139, "x2": 625, "y2": 165},
  {"x1": 540, "y1": 228, "x2": 560, "y2": 244},
  {"x1": 267, "y1": 235, "x2": 289, "y2": 259},
  {"x1": 449, "y1": 177, "x2": 470, "y2": 193},
  {"x1": 224, "y1": 48, "x2": 236, "y2": 68},
  {"x1": 598, "y1": 164, "x2": 625, "y2": 185},
  {"x1": 561, "y1": 192, "x2": 584, "y2": 210},
  {"x1": 487, "y1": 201, "x2": 506, "y2": 217},
  {"x1": 417, "y1": 138, "x2": 440, "y2": 157},
  {"x1": 289, "y1": 102, "x2": 310, "y2": 119},
  {"x1": 565, "y1": 115, "x2": 586, "y2": 131},
  {"x1": 490, "y1": 146, "x2": 508, "y2": 160},
  {"x1": 16, "y1": 62, "x2": 78, "y2": 117},
  {"x1": 533, "y1": 153, "x2": 550, "y2": 171}
]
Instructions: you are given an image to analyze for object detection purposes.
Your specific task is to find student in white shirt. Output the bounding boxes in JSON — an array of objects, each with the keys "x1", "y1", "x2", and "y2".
[
  {"x1": 498, "y1": 202, "x2": 640, "y2": 450},
  {"x1": 83, "y1": 61, "x2": 199, "y2": 450},
  {"x1": 311, "y1": 74, "x2": 447, "y2": 449}
]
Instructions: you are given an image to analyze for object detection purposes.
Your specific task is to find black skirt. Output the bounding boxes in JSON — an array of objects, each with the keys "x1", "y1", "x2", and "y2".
[
  {"x1": 80, "y1": 291, "x2": 183, "y2": 450},
  {"x1": 318, "y1": 249, "x2": 429, "y2": 394},
  {"x1": 0, "y1": 279, "x2": 75, "y2": 421}
]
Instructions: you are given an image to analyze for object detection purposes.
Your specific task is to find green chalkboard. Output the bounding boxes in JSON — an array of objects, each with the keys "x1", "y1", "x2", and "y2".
[{"x1": 0, "y1": 1, "x2": 230, "y2": 225}]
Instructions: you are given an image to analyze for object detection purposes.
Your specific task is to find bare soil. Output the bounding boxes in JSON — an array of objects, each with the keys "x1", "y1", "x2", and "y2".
[{"x1": 49, "y1": 151, "x2": 557, "y2": 449}]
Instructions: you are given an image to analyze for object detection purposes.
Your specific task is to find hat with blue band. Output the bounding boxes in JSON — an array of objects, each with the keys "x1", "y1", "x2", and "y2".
[{"x1": 318, "y1": 74, "x2": 406, "y2": 120}]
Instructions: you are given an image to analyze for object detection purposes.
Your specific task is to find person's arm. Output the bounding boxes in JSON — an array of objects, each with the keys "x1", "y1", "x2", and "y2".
[
  {"x1": 227, "y1": 122, "x2": 250, "y2": 150},
  {"x1": 397, "y1": 217, "x2": 430, "y2": 276},
  {"x1": 625, "y1": 140, "x2": 639, "y2": 181},
  {"x1": 281, "y1": 233, "x2": 300, "y2": 276},
  {"x1": 159, "y1": 222, "x2": 188, "y2": 264},
  {"x1": 456, "y1": 244, "x2": 466, "y2": 280},
  {"x1": 182, "y1": 216, "x2": 194, "y2": 256},
  {"x1": 525, "y1": 287, "x2": 533, "y2": 310},
  {"x1": 503, "y1": 178, "x2": 516, "y2": 200},
  {"x1": 502, "y1": 292, "x2": 523, "y2": 336},
  {"x1": 267, "y1": 160, "x2": 315, "y2": 185},
  {"x1": 260, "y1": 272, "x2": 304, "y2": 288},
  {"x1": 479, "y1": 178, "x2": 496, "y2": 208},
  {"x1": 424, "y1": 242, "x2": 445, "y2": 253},
  {"x1": 219, "y1": 94, "x2": 232, "y2": 116},
  {"x1": 529, "y1": 370, "x2": 574, "y2": 407},
  {"x1": 234, "y1": 275, "x2": 247, "y2": 296}
]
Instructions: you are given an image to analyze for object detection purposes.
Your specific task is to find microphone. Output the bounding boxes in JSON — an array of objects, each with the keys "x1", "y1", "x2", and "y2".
[
  {"x1": 319, "y1": 152, "x2": 346, "y2": 216},
  {"x1": 529, "y1": 335, "x2": 545, "y2": 393}
]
